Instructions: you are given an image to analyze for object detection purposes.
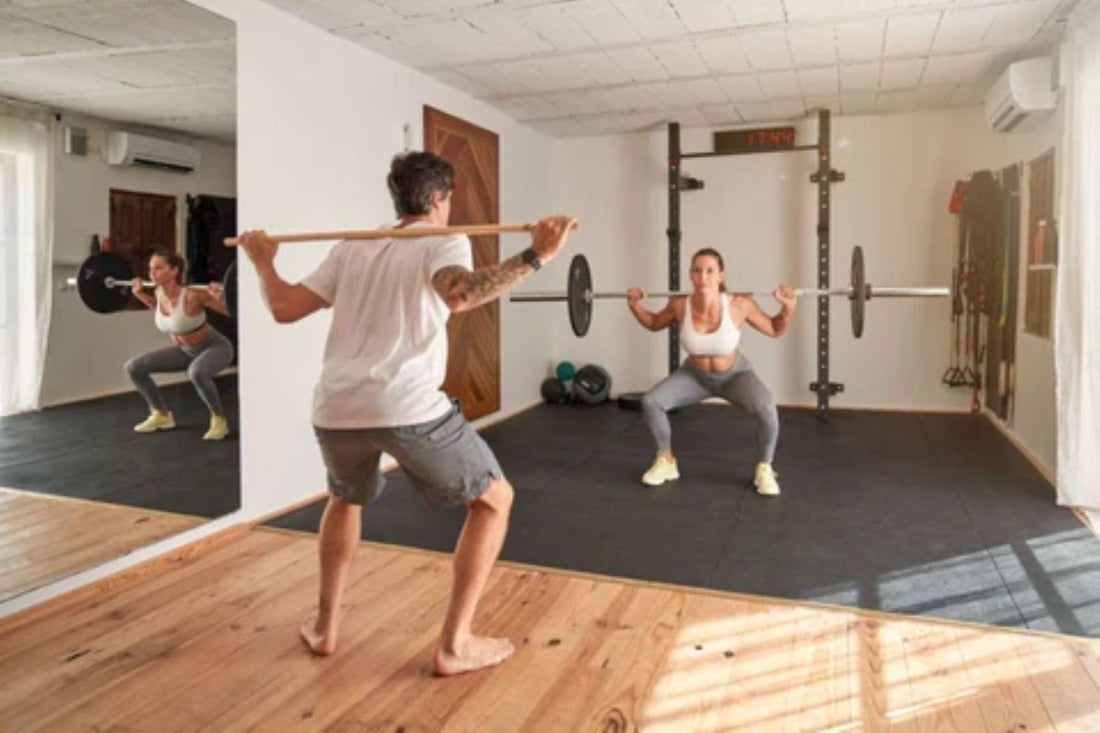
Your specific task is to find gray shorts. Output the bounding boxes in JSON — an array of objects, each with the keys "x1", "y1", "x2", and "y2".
[{"x1": 312, "y1": 400, "x2": 503, "y2": 507}]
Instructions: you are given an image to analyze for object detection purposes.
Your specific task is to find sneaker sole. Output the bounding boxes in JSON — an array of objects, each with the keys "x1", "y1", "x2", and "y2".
[
  {"x1": 753, "y1": 480, "x2": 780, "y2": 496},
  {"x1": 134, "y1": 424, "x2": 176, "y2": 433},
  {"x1": 642, "y1": 472, "x2": 680, "y2": 486}
]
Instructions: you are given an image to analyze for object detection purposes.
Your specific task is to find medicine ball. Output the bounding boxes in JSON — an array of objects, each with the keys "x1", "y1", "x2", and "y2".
[
  {"x1": 540, "y1": 377, "x2": 569, "y2": 405},
  {"x1": 555, "y1": 360, "x2": 577, "y2": 382},
  {"x1": 573, "y1": 364, "x2": 611, "y2": 404}
]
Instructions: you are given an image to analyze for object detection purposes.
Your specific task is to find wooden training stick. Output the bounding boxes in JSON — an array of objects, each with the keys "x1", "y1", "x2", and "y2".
[{"x1": 224, "y1": 221, "x2": 578, "y2": 247}]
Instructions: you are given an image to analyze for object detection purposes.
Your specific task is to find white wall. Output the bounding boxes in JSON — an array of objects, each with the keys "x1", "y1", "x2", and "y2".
[{"x1": 42, "y1": 113, "x2": 236, "y2": 406}]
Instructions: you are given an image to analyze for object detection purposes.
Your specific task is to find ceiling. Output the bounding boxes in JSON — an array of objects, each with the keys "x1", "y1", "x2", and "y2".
[
  {"x1": 269, "y1": 0, "x2": 1077, "y2": 136},
  {"x1": 0, "y1": 1, "x2": 1079, "y2": 142},
  {"x1": 0, "y1": 0, "x2": 235, "y2": 143}
]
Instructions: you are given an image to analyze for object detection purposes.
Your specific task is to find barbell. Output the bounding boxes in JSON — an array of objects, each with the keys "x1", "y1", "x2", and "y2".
[
  {"x1": 61, "y1": 251, "x2": 238, "y2": 318},
  {"x1": 510, "y1": 246, "x2": 952, "y2": 338}
]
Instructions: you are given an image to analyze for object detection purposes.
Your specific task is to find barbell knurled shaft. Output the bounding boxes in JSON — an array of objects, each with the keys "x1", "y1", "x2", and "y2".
[{"x1": 509, "y1": 292, "x2": 569, "y2": 302}]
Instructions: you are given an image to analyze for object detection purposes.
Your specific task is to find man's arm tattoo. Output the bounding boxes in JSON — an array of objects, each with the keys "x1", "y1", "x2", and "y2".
[{"x1": 433, "y1": 254, "x2": 535, "y2": 311}]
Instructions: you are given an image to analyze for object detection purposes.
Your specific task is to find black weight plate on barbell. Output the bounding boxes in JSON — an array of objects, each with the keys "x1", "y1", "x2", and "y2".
[
  {"x1": 567, "y1": 254, "x2": 592, "y2": 337},
  {"x1": 223, "y1": 260, "x2": 238, "y2": 320},
  {"x1": 77, "y1": 251, "x2": 133, "y2": 313},
  {"x1": 850, "y1": 245, "x2": 866, "y2": 338}
]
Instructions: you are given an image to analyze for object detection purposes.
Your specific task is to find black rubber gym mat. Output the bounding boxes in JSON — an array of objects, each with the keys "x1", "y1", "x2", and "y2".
[
  {"x1": 265, "y1": 403, "x2": 1100, "y2": 637},
  {"x1": 0, "y1": 374, "x2": 240, "y2": 519}
]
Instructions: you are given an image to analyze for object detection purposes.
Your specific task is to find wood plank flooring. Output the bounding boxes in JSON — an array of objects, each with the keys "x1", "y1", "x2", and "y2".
[
  {"x1": 1, "y1": 526, "x2": 1099, "y2": 731},
  {"x1": 0, "y1": 487, "x2": 203, "y2": 604}
]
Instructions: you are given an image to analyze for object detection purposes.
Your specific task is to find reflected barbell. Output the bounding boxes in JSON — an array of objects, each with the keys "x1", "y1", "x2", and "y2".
[
  {"x1": 60, "y1": 251, "x2": 238, "y2": 319},
  {"x1": 510, "y1": 246, "x2": 951, "y2": 338}
]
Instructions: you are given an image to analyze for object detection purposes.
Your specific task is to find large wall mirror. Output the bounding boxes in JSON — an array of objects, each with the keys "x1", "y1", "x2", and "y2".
[{"x1": 0, "y1": 0, "x2": 238, "y2": 603}]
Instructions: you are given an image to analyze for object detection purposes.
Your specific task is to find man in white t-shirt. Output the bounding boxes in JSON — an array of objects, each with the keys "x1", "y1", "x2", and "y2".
[{"x1": 238, "y1": 151, "x2": 576, "y2": 676}]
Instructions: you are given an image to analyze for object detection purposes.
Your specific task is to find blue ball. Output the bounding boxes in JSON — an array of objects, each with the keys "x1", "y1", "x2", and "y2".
[{"x1": 555, "y1": 361, "x2": 577, "y2": 381}]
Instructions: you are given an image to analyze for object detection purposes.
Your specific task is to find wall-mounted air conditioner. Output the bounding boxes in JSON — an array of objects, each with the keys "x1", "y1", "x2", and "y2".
[
  {"x1": 984, "y1": 57, "x2": 1056, "y2": 133},
  {"x1": 106, "y1": 131, "x2": 200, "y2": 173}
]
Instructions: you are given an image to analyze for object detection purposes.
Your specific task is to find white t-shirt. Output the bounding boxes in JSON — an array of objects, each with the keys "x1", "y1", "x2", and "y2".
[{"x1": 300, "y1": 221, "x2": 472, "y2": 429}]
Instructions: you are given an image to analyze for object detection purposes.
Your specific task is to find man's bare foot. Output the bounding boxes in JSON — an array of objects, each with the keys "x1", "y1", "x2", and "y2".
[
  {"x1": 300, "y1": 618, "x2": 337, "y2": 656},
  {"x1": 433, "y1": 636, "x2": 515, "y2": 676}
]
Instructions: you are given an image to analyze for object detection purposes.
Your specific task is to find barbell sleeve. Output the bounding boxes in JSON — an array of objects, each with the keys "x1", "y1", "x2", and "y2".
[
  {"x1": 223, "y1": 221, "x2": 580, "y2": 247},
  {"x1": 867, "y1": 286, "x2": 951, "y2": 298}
]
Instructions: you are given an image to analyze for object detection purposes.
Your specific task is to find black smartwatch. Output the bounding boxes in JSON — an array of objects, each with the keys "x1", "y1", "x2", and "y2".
[{"x1": 520, "y1": 247, "x2": 541, "y2": 271}]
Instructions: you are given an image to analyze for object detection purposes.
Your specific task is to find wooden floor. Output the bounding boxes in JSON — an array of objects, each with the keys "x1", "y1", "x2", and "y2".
[
  {"x1": 1, "y1": 527, "x2": 1099, "y2": 731},
  {"x1": 0, "y1": 487, "x2": 203, "y2": 604}
]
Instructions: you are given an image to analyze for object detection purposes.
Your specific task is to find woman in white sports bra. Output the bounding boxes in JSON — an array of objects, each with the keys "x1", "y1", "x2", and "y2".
[
  {"x1": 626, "y1": 247, "x2": 797, "y2": 496},
  {"x1": 123, "y1": 250, "x2": 235, "y2": 440}
]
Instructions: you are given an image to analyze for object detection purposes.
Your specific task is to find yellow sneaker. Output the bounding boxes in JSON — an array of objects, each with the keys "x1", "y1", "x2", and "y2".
[
  {"x1": 203, "y1": 414, "x2": 230, "y2": 441},
  {"x1": 133, "y1": 410, "x2": 175, "y2": 433},
  {"x1": 642, "y1": 454, "x2": 680, "y2": 486},
  {"x1": 754, "y1": 462, "x2": 780, "y2": 496}
]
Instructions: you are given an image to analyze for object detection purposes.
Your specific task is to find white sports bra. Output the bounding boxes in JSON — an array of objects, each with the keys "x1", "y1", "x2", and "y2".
[
  {"x1": 680, "y1": 293, "x2": 741, "y2": 356},
  {"x1": 155, "y1": 289, "x2": 206, "y2": 334}
]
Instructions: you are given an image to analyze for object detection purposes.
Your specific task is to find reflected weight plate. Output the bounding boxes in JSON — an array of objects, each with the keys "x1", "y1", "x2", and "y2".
[
  {"x1": 77, "y1": 251, "x2": 134, "y2": 313},
  {"x1": 223, "y1": 261, "x2": 238, "y2": 320}
]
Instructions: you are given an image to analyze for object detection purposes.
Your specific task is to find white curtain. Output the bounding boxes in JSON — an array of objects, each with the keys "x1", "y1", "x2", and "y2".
[
  {"x1": 1055, "y1": 0, "x2": 1100, "y2": 510},
  {"x1": 0, "y1": 112, "x2": 54, "y2": 415}
]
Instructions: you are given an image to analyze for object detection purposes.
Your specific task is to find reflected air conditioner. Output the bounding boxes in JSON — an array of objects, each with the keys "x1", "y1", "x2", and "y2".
[{"x1": 107, "y1": 131, "x2": 200, "y2": 173}]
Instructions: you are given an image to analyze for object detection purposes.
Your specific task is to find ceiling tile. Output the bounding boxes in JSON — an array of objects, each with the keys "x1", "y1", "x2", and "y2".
[
  {"x1": 757, "y1": 69, "x2": 801, "y2": 99},
  {"x1": 884, "y1": 12, "x2": 940, "y2": 57},
  {"x1": 700, "y1": 103, "x2": 744, "y2": 125},
  {"x1": 931, "y1": 6, "x2": 998, "y2": 53},
  {"x1": 670, "y1": 0, "x2": 738, "y2": 33},
  {"x1": 921, "y1": 50, "x2": 996, "y2": 85},
  {"x1": 840, "y1": 61, "x2": 881, "y2": 92},
  {"x1": 511, "y1": 3, "x2": 598, "y2": 52},
  {"x1": 798, "y1": 66, "x2": 839, "y2": 95},
  {"x1": 727, "y1": 0, "x2": 786, "y2": 27},
  {"x1": 644, "y1": 78, "x2": 727, "y2": 107},
  {"x1": 649, "y1": 39, "x2": 709, "y2": 77},
  {"x1": 614, "y1": 0, "x2": 687, "y2": 40},
  {"x1": 786, "y1": 25, "x2": 837, "y2": 66},
  {"x1": 563, "y1": 0, "x2": 643, "y2": 46},
  {"x1": 606, "y1": 46, "x2": 669, "y2": 82},
  {"x1": 717, "y1": 74, "x2": 765, "y2": 102},
  {"x1": 984, "y1": 0, "x2": 1059, "y2": 47},
  {"x1": 835, "y1": 18, "x2": 885, "y2": 62},
  {"x1": 693, "y1": 36, "x2": 751, "y2": 74},
  {"x1": 880, "y1": 58, "x2": 926, "y2": 89},
  {"x1": 739, "y1": 29, "x2": 794, "y2": 70}
]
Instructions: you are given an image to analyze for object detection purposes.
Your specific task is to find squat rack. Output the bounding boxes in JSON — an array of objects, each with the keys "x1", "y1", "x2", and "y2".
[{"x1": 667, "y1": 108, "x2": 845, "y2": 419}]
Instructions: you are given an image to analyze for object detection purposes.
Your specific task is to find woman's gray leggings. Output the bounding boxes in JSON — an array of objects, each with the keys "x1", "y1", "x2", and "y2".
[
  {"x1": 124, "y1": 330, "x2": 234, "y2": 415},
  {"x1": 642, "y1": 354, "x2": 779, "y2": 462}
]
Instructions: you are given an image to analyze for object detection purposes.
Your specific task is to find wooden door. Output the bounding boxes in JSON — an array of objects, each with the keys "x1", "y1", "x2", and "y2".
[
  {"x1": 109, "y1": 189, "x2": 177, "y2": 309},
  {"x1": 424, "y1": 107, "x2": 500, "y2": 420}
]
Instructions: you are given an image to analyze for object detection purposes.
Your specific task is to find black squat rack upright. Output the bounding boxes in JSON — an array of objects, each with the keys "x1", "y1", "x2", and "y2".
[{"x1": 667, "y1": 109, "x2": 845, "y2": 419}]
